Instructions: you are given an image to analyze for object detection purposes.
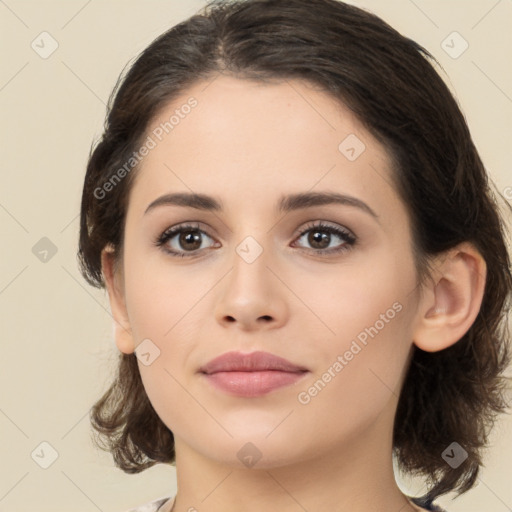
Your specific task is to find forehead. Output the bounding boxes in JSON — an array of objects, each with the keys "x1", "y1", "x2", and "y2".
[{"x1": 127, "y1": 75, "x2": 400, "y2": 225}]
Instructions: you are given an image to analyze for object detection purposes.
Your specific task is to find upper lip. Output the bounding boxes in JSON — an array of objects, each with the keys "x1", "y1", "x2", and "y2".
[{"x1": 199, "y1": 351, "x2": 308, "y2": 374}]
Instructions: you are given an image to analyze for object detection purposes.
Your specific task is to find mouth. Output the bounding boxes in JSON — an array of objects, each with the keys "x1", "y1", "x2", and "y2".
[{"x1": 198, "y1": 350, "x2": 309, "y2": 397}]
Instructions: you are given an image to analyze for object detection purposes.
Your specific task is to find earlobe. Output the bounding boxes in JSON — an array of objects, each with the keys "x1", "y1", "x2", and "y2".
[
  {"x1": 101, "y1": 246, "x2": 136, "y2": 355},
  {"x1": 413, "y1": 242, "x2": 487, "y2": 353}
]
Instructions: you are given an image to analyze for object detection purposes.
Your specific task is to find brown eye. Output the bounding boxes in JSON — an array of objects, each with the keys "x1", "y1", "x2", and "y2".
[
  {"x1": 177, "y1": 230, "x2": 203, "y2": 251},
  {"x1": 155, "y1": 223, "x2": 217, "y2": 257},
  {"x1": 293, "y1": 222, "x2": 356, "y2": 255}
]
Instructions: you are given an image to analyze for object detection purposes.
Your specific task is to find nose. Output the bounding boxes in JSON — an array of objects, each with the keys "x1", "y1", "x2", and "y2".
[{"x1": 214, "y1": 242, "x2": 289, "y2": 331}]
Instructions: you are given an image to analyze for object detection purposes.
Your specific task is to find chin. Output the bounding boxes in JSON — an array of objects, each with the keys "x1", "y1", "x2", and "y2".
[{"x1": 199, "y1": 434, "x2": 308, "y2": 471}]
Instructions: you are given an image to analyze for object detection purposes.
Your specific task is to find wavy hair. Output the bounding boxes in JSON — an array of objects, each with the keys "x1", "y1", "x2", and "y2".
[{"x1": 78, "y1": 0, "x2": 512, "y2": 504}]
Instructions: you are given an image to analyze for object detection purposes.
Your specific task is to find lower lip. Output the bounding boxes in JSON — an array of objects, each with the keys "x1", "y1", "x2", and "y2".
[{"x1": 202, "y1": 370, "x2": 307, "y2": 397}]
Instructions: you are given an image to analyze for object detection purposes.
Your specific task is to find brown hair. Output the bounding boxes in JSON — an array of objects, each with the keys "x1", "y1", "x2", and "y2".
[{"x1": 78, "y1": 0, "x2": 512, "y2": 504}]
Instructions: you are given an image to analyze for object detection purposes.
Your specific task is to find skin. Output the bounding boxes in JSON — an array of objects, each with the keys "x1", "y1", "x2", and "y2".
[{"x1": 102, "y1": 75, "x2": 486, "y2": 512}]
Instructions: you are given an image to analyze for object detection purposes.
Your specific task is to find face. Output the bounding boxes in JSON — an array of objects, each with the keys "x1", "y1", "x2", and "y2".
[{"x1": 110, "y1": 75, "x2": 423, "y2": 468}]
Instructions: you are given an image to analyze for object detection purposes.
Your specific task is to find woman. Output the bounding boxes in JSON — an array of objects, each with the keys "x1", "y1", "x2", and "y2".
[{"x1": 78, "y1": 1, "x2": 512, "y2": 511}]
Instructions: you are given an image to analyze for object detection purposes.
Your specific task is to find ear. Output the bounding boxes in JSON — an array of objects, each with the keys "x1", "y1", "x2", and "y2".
[
  {"x1": 413, "y1": 242, "x2": 487, "y2": 352},
  {"x1": 101, "y1": 246, "x2": 136, "y2": 354}
]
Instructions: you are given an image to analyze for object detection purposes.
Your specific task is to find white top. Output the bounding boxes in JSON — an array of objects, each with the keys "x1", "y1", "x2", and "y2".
[
  {"x1": 125, "y1": 495, "x2": 175, "y2": 512},
  {"x1": 125, "y1": 494, "x2": 446, "y2": 512}
]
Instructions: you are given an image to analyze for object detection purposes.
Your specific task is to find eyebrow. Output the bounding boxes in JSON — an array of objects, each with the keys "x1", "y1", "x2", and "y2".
[{"x1": 144, "y1": 191, "x2": 379, "y2": 220}]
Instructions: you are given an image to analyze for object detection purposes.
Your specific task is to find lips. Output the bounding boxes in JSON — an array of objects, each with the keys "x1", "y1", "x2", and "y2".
[
  {"x1": 198, "y1": 351, "x2": 309, "y2": 397},
  {"x1": 199, "y1": 350, "x2": 308, "y2": 374}
]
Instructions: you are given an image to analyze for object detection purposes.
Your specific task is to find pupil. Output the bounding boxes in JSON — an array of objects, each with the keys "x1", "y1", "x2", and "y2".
[
  {"x1": 181, "y1": 231, "x2": 201, "y2": 250},
  {"x1": 310, "y1": 231, "x2": 329, "y2": 249}
]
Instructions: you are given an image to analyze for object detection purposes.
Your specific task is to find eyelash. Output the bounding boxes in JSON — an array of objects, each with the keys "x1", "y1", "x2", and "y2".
[{"x1": 154, "y1": 221, "x2": 356, "y2": 258}]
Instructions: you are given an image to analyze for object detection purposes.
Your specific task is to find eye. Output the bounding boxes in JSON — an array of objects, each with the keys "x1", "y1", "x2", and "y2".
[
  {"x1": 154, "y1": 223, "x2": 218, "y2": 258},
  {"x1": 292, "y1": 221, "x2": 356, "y2": 255},
  {"x1": 154, "y1": 221, "x2": 356, "y2": 258}
]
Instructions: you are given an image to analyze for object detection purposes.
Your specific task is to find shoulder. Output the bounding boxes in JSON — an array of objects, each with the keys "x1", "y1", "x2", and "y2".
[{"x1": 123, "y1": 495, "x2": 175, "y2": 512}]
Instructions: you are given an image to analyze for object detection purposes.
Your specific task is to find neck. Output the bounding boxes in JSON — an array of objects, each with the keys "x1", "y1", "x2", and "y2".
[{"x1": 169, "y1": 399, "x2": 424, "y2": 512}]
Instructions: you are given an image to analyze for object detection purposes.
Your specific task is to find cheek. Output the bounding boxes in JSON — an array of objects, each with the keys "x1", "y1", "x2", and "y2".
[
  {"x1": 123, "y1": 250, "x2": 207, "y2": 344},
  {"x1": 300, "y1": 252, "x2": 416, "y2": 402},
  {"x1": 125, "y1": 263, "x2": 203, "y2": 431},
  {"x1": 293, "y1": 293, "x2": 414, "y2": 452},
  {"x1": 303, "y1": 249, "x2": 415, "y2": 348}
]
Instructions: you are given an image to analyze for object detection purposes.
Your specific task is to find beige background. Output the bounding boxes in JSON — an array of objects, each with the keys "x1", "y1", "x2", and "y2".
[{"x1": 1, "y1": 1, "x2": 511, "y2": 511}]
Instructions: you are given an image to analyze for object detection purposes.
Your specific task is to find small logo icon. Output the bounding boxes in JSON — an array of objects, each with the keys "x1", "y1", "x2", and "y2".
[
  {"x1": 31, "y1": 31, "x2": 59, "y2": 59},
  {"x1": 32, "y1": 237, "x2": 58, "y2": 262},
  {"x1": 31, "y1": 441, "x2": 59, "y2": 469},
  {"x1": 338, "y1": 134, "x2": 366, "y2": 161},
  {"x1": 442, "y1": 441, "x2": 468, "y2": 468},
  {"x1": 237, "y1": 442, "x2": 263, "y2": 468},
  {"x1": 236, "y1": 236, "x2": 263, "y2": 264},
  {"x1": 135, "y1": 338, "x2": 161, "y2": 366},
  {"x1": 441, "y1": 31, "x2": 469, "y2": 59}
]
